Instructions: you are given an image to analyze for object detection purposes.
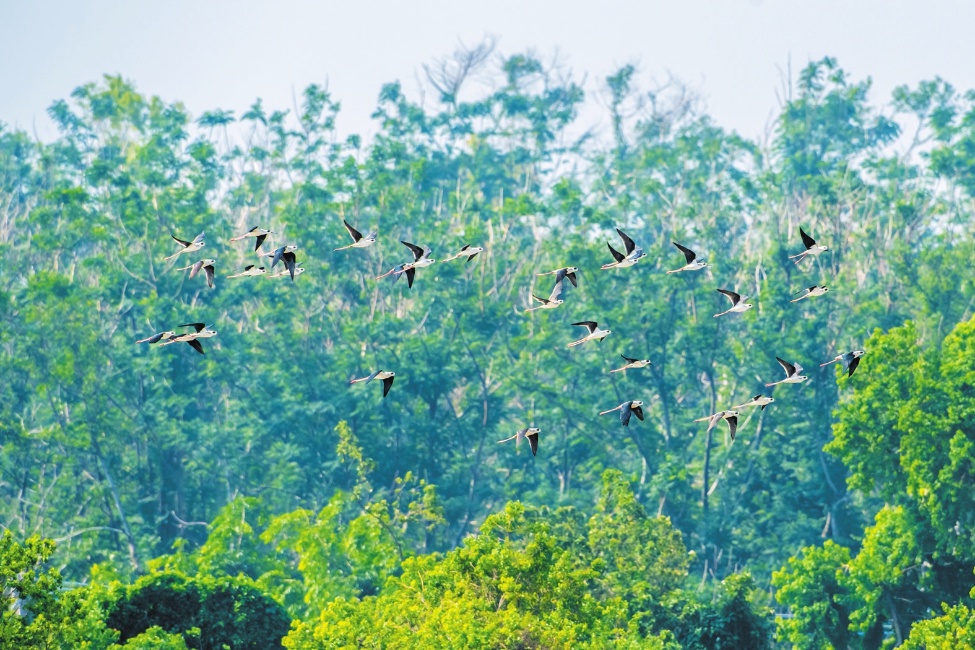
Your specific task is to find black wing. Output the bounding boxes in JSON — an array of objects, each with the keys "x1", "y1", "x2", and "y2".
[
  {"x1": 621, "y1": 354, "x2": 638, "y2": 364},
  {"x1": 564, "y1": 270, "x2": 578, "y2": 287},
  {"x1": 717, "y1": 289, "x2": 741, "y2": 305},
  {"x1": 270, "y1": 248, "x2": 284, "y2": 268},
  {"x1": 382, "y1": 375, "x2": 394, "y2": 397},
  {"x1": 458, "y1": 244, "x2": 470, "y2": 253},
  {"x1": 282, "y1": 251, "x2": 297, "y2": 280},
  {"x1": 401, "y1": 240, "x2": 425, "y2": 261},
  {"x1": 799, "y1": 227, "x2": 816, "y2": 250},
  {"x1": 616, "y1": 228, "x2": 637, "y2": 255},
  {"x1": 254, "y1": 233, "x2": 267, "y2": 251},
  {"x1": 526, "y1": 431, "x2": 539, "y2": 456},
  {"x1": 775, "y1": 356, "x2": 797, "y2": 376},
  {"x1": 243, "y1": 265, "x2": 255, "y2": 271},
  {"x1": 607, "y1": 243, "x2": 624, "y2": 263},
  {"x1": 620, "y1": 403, "x2": 633, "y2": 427},
  {"x1": 726, "y1": 416, "x2": 738, "y2": 441},
  {"x1": 571, "y1": 321, "x2": 598, "y2": 333},
  {"x1": 405, "y1": 267, "x2": 416, "y2": 288},
  {"x1": 632, "y1": 405, "x2": 645, "y2": 421},
  {"x1": 186, "y1": 339, "x2": 205, "y2": 355},
  {"x1": 180, "y1": 323, "x2": 206, "y2": 332},
  {"x1": 203, "y1": 265, "x2": 215, "y2": 288},
  {"x1": 172, "y1": 234, "x2": 191, "y2": 247},
  {"x1": 847, "y1": 356, "x2": 861, "y2": 377},
  {"x1": 673, "y1": 241, "x2": 697, "y2": 264},
  {"x1": 344, "y1": 219, "x2": 363, "y2": 242},
  {"x1": 466, "y1": 252, "x2": 479, "y2": 262}
]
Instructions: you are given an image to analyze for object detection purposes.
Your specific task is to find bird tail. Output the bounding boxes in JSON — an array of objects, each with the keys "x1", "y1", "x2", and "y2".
[
  {"x1": 497, "y1": 434, "x2": 518, "y2": 444},
  {"x1": 787, "y1": 251, "x2": 804, "y2": 260},
  {"x1": 230, "y1": 235, "x2": 245, "y2": 241},
  {"x1": 349, "y1": 377, "x2": 366, "y2": 384},
  {"x1": 665, "y1": 268, "x2": 680, "y2": 275},
  {"x1": 764, "y1": 381, "x2": 778, "y2": 387},
  {"x1": 608, "y1": 367, "x2": 624, "y2": 373},
  {"x1": 135, "y1": 337, "x2": 152, "y2": 344},
  {"x1": 567, "y1": 337, "x2": 587, "y2": 348},
  {"x1": 693, "y1": 416, "x2": 711, "y2": 423},
  {"x1": 334, "y1": 244, "x2": 354, "y2": 251},
  {"x1": 713, "y1": 310, "x2": 728, "y2": 318},
  {"x1": 820, "y1": 360, "x2": 838, "y2": 367},
  {"x1": 789, "y1": 296, "x2": 803, "y2": 303},
  {"x1": 163, "y1": 251, "x2": 182, "y2": 261},
  {"x1": 600, "y1": 262, "x2": 617, "y2": 270}
]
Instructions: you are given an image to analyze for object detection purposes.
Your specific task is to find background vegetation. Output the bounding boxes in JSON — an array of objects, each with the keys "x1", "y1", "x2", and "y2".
[{"x1": 3, "y1": 47, "x2": 975, "y2": 647}]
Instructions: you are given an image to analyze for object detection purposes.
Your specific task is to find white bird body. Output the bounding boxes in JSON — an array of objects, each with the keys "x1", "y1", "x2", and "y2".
[
  {"x1": 734, "y1": 395, "x2": 775, "y2": 410},
  {"x1": 567, "y1": 321, "x2": 611, "y2": 347},
  {"x1": 765, "y1": 357, "x2": 808, "y2": 387},
  {"x1": 228, "y1": 265, "x2": 266, "y2": 278},
  {"x1": 666, "y1": 242, "x2": 708, "y2": 274},
  {"x1": 601, "y1": 228, "x2": 645, "y2": 269},
  {"x1": 164, "y1": 232, "x2": 205, "y2": 261},
  {"x1": 609, "y1": 354, "x2": 652, "y2": 373},
  {"x1": 713, "y1": 289, "x2": 753, "y2": 317},
  {"x1": 791, "y1": 285, "x2": 829, "y2": 303},
  {"x1": 335, "y1": 219, "x2": 377, "y2": 251}
]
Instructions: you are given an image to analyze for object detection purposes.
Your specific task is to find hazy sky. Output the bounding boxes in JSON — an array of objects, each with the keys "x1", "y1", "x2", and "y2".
[{"x1": 3, "y1": 1, "x2": 974, "y2": 143}]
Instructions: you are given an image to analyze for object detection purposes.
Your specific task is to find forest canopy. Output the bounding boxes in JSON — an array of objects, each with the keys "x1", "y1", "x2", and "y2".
[{"x1": 3, "y1": 49, "x2": 975, "y2": 647}]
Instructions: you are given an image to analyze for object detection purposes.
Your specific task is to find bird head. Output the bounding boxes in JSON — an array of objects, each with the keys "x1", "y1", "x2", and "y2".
[
  {"x1": 527, "y1": 427, "x2": 541, "y2": 434},
  {"x1": 202, "y1": 259, "x2": 216, "y2": 265},
  {"x1": 822, "y1": 286, "x2": 829, "y2": 292},
  {"x1": 765, "y1": 397, "x2": 775, "y2": 404},
  {"x1": 743, "y1": 303, "x2": 754, "y2": 310},
  {"x1": 554, "y1": 299, "x2": 564, "y2": 306},
  {"x1": 198, "y1": 242, "x2": 206, "y2": 248},
  {"x1": 603, "y1": 329, "x2": 613, "y2": 336},
  {"x1": 700, "y1": 261, "x2": 709, "y2": 267},
  {"x1": 257, "y1": 267, "x2": 266, "y2": 273},
  {"x1": 819, "y1": 245, "x2": 829, "y2": 252},
  {"x1": 797, "y1": 375, "x2": 808, "y2": 382},
  {"x1": 631, "y1": 400, "x2": 644, "y2": 408},
  {"x1": 566, "y1": 266, "x2": 578, "y2": 273},
  {"x1": 470, "y1": 246, "x2": 485, "y2": 254},
  {"x1": 853, "y1": 350, "x2": 866, "y2": 357},
  {"x1": 388, "y1": 371, "x2": 396, "y2": 377}
]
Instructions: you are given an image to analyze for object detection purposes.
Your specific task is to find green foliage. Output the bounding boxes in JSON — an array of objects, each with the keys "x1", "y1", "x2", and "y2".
[
  {"x1": 105, "y1": 571, "x2": 290, "y2": 650},
  {"x1": 0, "y1": 531, "x2": 118, "y2": 649},
  {"x1": 283, "y1": 470, "x2": 770, "y2": 649},
  {"x1": 4, "y1": 52, "x2": 975, "y2": 648}
]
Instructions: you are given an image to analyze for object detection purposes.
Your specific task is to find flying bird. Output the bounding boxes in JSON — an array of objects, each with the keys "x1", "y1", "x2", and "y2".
[
  {"x1": 278, "y1": 251, "x2": 298, "y2": 280},
  {"x1": 135, "y1": 330, "x2": 176, "y2": 345},
  {"x1": 694, "y1": 410, "x2": 740, "y2": 440},
  {"x1": 790, "y1": 285, "x2": 829, "y2": 303},
  {"x1": 334, "y1": 219, "x2": 377, "y2": 251},
  {"x1": 441, "y1": 244, "x2": 484, "y2": 262},
  {"x1": 601, "y1": 228, "x2": 645, "y2": 269},
  {"x1": 401, "y1": 240, "x2": 435, "y2": 268},
  {"x1": 268, "y1": 267, "x2": 305, "y2": 279},
  {"x1": 666, "y1": 242, "x2": 707, "y2": 274},
  {"x1": 159, "y1": 323, "x2": 217, "y2": 354},
  {"x1": 176, "y1": 259, "x2": 216, "y2": 288},
  {"x1": 230, "y1": 227, "x2": 274, "y2": 251},
  {"x1": 376, "y1": 264, "x2": 415, "y2": 287},
  {"x1": 609, "y1": 354, "x2": 652, "y2": 373},
  {"x1": 734, "y1": 395, "x2": 775, "y2": 410},
  {"x1": 526, "y1": 279, "x2": 565, "y2": 312},
  {"x1": 497, "y1": 427, "x2": 541, "y2": 457},
  {"x1": 821, "y1": 350, "x2": 866, "y2": 378},
  {"x1": 567, "y1": 321, "x2": 612, "y2": 347},
  {"x1": 164, "y1": 232, "x2": 205, "y2": 261},
  {"x1": 349, "y1": 370, "x2": 396, "y2": 398},
  {"x1": 599, "y1": 400, "x2": 645, "y2": 427},
  {"x1": 713, "y1": 289, "x2": 753, "y2": 317},
  {"x1": 537, "y1": 267, "x2": 578, "y2": 288},
  {"x1": 765, "y1": 357, "x2": 808, "y2": 387},
  {"x1": 228, "y1": 265, "x2": 266, "y2": 278},
  {"x1": 261, "y1": 245, "x2": 299, "y2": 272},
  {"x1": 789, "y1": 227, "x2": 829, "y2": 264}
]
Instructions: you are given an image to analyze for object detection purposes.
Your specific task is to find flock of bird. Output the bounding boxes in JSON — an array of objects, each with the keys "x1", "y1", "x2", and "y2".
[{"x1": 137, "y1": 220, "x2": 865, "y2": 458}]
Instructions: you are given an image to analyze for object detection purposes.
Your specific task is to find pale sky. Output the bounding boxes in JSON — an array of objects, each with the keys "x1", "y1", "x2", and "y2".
[{"x1": 2, "y1": 1, "x2": 974, "y2": 143}]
